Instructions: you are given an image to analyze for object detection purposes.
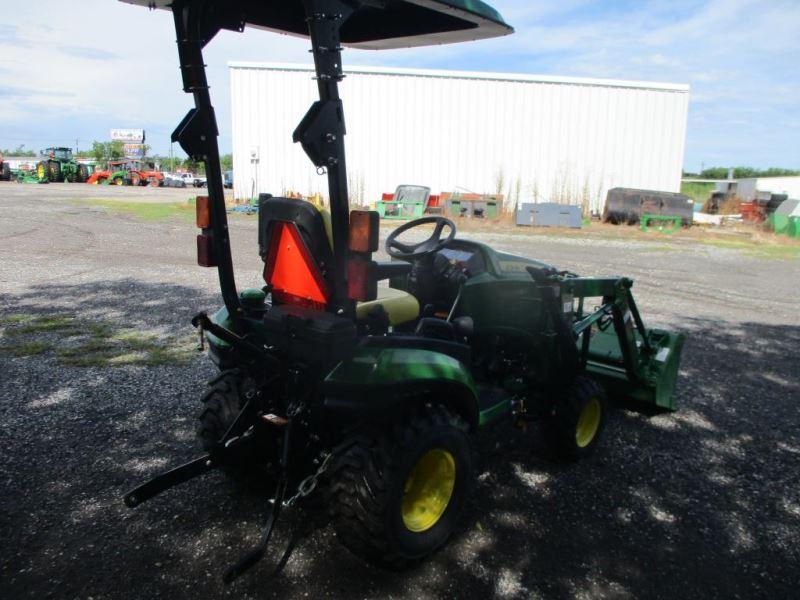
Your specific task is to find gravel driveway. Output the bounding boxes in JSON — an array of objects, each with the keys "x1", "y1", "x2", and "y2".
[{"x1": 1, "y1": 184, "x2": 798, "y2": 599}]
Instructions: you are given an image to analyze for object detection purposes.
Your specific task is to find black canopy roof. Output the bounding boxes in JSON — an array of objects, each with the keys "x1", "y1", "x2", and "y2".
[{"x1": 120, "y1": 0, "x2": 513, "y2": 49}]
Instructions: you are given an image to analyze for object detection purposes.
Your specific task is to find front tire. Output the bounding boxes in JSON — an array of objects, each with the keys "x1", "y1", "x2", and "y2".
[
  {"x1": 542, "y1": 376, "x2": 608, "y2": 459},
  {"x1": 327, "y1": 406, "x2": 473, "y2": 568},
  {"x1": 36, "y1": 162, "x2": 47, "y2": 182}
]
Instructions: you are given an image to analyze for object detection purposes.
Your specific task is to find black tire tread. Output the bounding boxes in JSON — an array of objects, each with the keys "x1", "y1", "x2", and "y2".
[
  {"x1": 197, "y1": 369, "x2": 243, "y2": 452},
  {"x1": 327, "y1": 405, "x2": 468, "y2": 568},
  {"x1": 543, "y1": 375, "x2": 607, "y2": 459}
]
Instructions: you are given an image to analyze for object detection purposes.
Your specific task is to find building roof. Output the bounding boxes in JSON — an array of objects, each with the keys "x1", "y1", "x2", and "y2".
[{"x1": 229, "y1": 61, "x2": 690, "y2": 93}]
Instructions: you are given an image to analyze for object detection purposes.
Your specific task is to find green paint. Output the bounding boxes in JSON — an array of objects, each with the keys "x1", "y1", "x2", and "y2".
[
  {"x1": 478, "y1": 398, "x2": 511, "y2": 426},
  {"x1": 240, "y1": 288, "x2": 266, "y2": 308},
  {"x1": 640, "y1": 214, "x2": 681, "y2": 234},
  {"x1": 326, "y1": 346, "x2": 477, "y2": 395}
]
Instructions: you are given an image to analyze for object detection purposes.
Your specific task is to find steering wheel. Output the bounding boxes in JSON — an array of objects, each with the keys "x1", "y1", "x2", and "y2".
[{"x1": 386, "y1": 216, "x2": 457, "y2": 260}]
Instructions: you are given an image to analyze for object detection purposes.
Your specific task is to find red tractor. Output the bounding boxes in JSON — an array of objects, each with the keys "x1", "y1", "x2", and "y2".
[{"x1": 103, "y1": 159, "x2": 164, "y2": 186}]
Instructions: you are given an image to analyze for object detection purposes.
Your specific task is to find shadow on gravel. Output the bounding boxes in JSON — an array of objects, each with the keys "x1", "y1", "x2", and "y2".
[{"x1": 2, "y1": 281, "x2": 799, "y2": 599}]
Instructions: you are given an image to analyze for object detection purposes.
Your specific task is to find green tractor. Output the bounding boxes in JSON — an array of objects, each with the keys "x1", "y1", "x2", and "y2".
[
  {"x1": 0, "y1": 155, "x2": 11, "y2": 181},
  {"x1": 36, "y1": 147, "x2": 89, "y2": 183},
  {"x1": 122, "y1": 0, "x2": 685, "y2": 581}
]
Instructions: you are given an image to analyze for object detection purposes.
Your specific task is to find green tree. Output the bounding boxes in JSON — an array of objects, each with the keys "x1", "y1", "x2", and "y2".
[
  {"x1": 698, "y1": 166, "x2": 800, "y2": 179},
  {"x1": 90, "y1": 140, "x2": 126, "y2": 164},
  {"x1": 2, "y1": 145, "x2": 37, "y2": 157},
  {"x1": 220, "y1": 153, "x2": 233, "y2": 172}
]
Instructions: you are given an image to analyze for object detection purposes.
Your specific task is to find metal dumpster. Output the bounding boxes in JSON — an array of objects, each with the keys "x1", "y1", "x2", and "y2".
[
  {"x1": 516, "y1": 202, "x2": 581, "y2": 228},
  {"x1": 443, "y1": 192, "x2": 502, "y2": 219}
]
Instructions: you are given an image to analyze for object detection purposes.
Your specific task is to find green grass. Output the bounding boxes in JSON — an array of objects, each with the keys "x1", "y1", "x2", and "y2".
[
  {"x1": 0, "y1": 312, "x2": 196, "y2": 366},
  {"x1": 699, "y1": 237, "x2": 800, "y2": 260},
  {"x1": 2, "y1": 340, "x2": 50, "y2": 357},
  {"x1": 4, "y1": 313, "x2": 32, "y2": 324},
  {"x1": 681, "y1": 182, "x2": 714, "y2": 204},
  {"x1": 9, "y1": 314, "x2": 80, "y2": 336},
  {"x1": 79, "y1": 199, "x2": 196, "y2": 222}
]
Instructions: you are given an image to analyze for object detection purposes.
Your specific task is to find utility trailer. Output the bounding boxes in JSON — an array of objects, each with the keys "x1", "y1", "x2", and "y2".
[{"x1": 604, "y1": 187, "x2": 694, "y2": 226}]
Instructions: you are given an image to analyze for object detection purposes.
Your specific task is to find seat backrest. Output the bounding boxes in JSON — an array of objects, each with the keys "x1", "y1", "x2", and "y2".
[{"x1": 258, "y1": 195, "x2": 336, "y2": 308}]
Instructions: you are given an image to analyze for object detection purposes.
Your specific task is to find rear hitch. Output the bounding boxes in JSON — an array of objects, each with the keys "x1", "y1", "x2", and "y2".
[{"x1": 124, "y1": 454, "x2": 217, "y2": 508}]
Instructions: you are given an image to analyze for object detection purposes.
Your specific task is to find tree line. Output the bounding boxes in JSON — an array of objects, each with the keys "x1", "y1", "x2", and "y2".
[{"x1": 684, "y1": 166, "x2": 800, "y2": 179}]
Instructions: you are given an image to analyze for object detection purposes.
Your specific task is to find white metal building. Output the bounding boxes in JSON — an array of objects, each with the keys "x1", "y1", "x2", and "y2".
[
  {"x1": 229, "y1": 62, "x2": 689, "y2": 212},
  {"x1": 715, "y1": 177, "x2": 800, "y2": 201}
]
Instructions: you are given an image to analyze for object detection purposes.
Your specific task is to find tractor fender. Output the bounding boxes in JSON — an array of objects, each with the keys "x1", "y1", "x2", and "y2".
[{"x1": 323, "y1": 347, "x2": 480, "y2": 430}]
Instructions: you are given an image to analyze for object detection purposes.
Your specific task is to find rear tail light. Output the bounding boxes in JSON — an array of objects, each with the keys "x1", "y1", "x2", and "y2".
[
  {"x1": 195, "y1": 196, "x2": 215, "y2": 266},
  {"x1": 348, "y1": 210, "x2": 379, "y2": 253},
  {"x1": 197, "y1": 233, "x2": 215, "y2": 267},
  {"x1": 347, "y1": 256, "x2": 376, "y2": 301},
  {"x1": 196, "y1": 195, "x2": 211, "y2": 228}
]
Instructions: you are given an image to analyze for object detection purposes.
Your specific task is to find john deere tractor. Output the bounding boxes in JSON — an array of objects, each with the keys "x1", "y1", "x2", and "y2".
[
  {"x1": 36, "y1": 147, "x2": 89, "y2": 183},
  {"x1": 122, "y1": 0, "x2": 685, "y2": 582}
]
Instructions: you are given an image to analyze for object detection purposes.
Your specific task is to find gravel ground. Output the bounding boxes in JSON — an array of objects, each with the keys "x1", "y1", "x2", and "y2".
[{"x1": 1, "y1": 184, "x2": 798, "y2": 599}]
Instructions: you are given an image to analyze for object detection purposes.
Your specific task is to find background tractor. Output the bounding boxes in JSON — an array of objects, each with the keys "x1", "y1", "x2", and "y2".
[
  {"x1": 123, "y1": 159, "x2": 164, "y2": 187},
  {"x1": 0, "y1": 154, "x2": 12, "y2": 181},
  {"x1": 36, "y1": 147, "x2": 89, "y2": 183},
  {"x1": 122, "y1": 0, "x2": 684, "y2": 582}
]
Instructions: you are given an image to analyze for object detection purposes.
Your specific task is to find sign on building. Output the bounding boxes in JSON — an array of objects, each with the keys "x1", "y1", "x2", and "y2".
[
  {"x1": 110, "y1": 128, "x2": 145, "y2": 143},
  {"x1": 123, "y1": 144, "x2": 145, "y2": 159}
]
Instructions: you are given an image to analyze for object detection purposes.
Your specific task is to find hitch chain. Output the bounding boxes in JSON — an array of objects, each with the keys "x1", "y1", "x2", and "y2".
[{"x1": 282, "y1": 452, "x2": 332, "y2": 508}]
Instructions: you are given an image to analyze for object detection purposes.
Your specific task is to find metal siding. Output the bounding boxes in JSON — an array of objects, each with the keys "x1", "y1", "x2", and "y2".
[{"x1": 230, "y1": 64, "x2": 688, "y2": 212}]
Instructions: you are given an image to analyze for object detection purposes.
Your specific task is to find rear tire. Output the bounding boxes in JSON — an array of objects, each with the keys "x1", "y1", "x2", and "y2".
[
  {"x1": 1, "y1": 163, "x2": 10, "y2": 181},
  {"x1": 49, "y1": 161, "x2": 62, "y2": 182},
  {"x1": 541, "y1": 376, "x2": 608, "y2": 459},
  {"x1": 327, "y1": 406, "x2": 473, "y2": 568},
  {"x1": 197, "y1": 370, "x2": 267, "y2": 483},
  {"x1": 129, "y1": 172, "x2": 141, "y2": 186},
  {"x1": 77, "y1": 164, "x2": 89, "y2": 183}
]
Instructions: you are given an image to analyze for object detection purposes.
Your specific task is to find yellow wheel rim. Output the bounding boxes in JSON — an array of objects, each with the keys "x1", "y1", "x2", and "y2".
[
  {"x1": 37, "y1": 164, "x2": 45, "y2": 179},
  {"x1": 576, "y1": 398, "x2": 602, "y2": 448},
  {"x1": 401, "y1": 449, "x2": 455, "y2": 532}
]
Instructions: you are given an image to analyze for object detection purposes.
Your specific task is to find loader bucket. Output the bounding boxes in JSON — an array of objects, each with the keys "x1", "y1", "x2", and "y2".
[{"x1": 585, "y1": 326, "x2": 685, "y2": 413}]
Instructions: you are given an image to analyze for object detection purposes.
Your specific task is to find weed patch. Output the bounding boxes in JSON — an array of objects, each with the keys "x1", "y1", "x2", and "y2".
[
  {"x1": 1, "y1": 312, "x2": 196, "y2": 367},
  {"x1": 78, "y1": 199, "x2": 196, "y2": 222}
]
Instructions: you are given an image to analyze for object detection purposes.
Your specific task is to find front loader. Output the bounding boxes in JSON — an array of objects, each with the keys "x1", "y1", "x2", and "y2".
[{"x1": 121, "y1": 0, "x2": 685, "y2": 581}]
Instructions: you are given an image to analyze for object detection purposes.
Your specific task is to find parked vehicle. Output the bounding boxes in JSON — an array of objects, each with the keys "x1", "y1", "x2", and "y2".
[
  {"x1": 0, "y1": 155, "x2": 11, "y2": 181},
  {"x1": 123, "y1": 0, "x2": 684, "y2": 583},
  {"x1": 124, "y1": 160, "x2": 164, "y2": 187},
  {"x1": 86, "y1": 163, "x2": 129, "y2": 185},
  {"x1": 162, "y1": 172, "x2": 187, "y2": 188},
  {"x1": 223, "y1": 170, "x2": 233, "y2": 189},
  {"x1": 36, "y1": 147, "x2": 89, "y2": 183}
]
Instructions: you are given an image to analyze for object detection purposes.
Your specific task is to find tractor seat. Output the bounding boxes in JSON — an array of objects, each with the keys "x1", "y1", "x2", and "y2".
[{"x1": 357, "y1": 287, "x2": 419, "y2": 326}]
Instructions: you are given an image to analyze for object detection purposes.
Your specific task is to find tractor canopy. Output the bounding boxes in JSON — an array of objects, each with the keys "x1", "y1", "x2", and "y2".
[{"x1": 120, "y1": 0, "x2": 513, "y2": 48}]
